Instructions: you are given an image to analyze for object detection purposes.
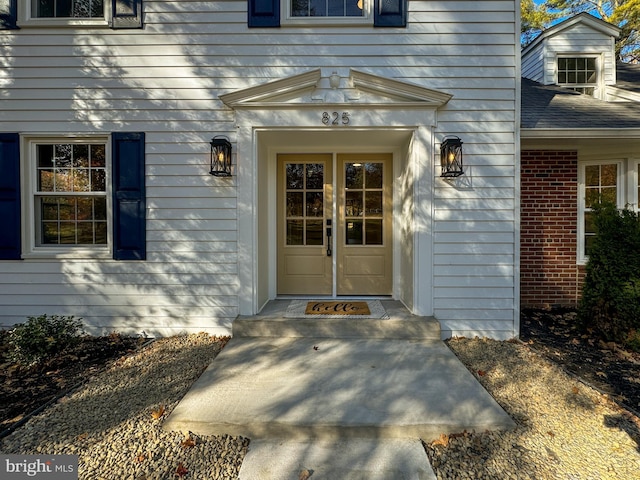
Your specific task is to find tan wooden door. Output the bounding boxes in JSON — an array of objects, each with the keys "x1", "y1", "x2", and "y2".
[
  {"x1": 277, "y1": 154, "x2": 333, "y2": 295},
  {"x1": 336, "y1": 154, "x2": 393, "y2": 295}
]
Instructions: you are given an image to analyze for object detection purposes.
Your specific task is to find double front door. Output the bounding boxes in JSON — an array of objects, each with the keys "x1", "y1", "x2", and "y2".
[{"x1": 277, "y1": 153, "x2": 392, "y2": 295}]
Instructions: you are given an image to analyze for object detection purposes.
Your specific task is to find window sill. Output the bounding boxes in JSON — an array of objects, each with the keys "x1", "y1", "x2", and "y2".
[
  {"x1": 281, "y1": 16, "x2": 371, "y2": 27},
  {"x1": 17, "y1": 19, "x2": 109, "y2": 28},
  {"x1": 22, "y1": 248, "x2": 112, "y2": 260}
]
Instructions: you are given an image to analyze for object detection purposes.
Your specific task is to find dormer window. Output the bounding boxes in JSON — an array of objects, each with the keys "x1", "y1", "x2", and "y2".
[{"x1": 557, "y1": 57, "x2": 598, "y2": 96}]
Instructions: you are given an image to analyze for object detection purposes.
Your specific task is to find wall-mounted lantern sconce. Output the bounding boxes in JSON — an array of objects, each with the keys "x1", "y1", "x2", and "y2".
[
  {"x1": 440, "y1": 136, "x2": 464, "y2": 178},
  {"x1": 210, "y1": 136, "x2": 232, "y2": 177}
]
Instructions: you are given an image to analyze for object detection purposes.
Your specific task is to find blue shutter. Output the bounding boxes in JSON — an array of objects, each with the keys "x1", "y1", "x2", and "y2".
[
  {"x1": 248, "y1": 0, "x2": 280, "y2": 27},
  {"x1": 0, "y1": 0, "x2": 18, "y2": 30},
  {"x1": 0, "y1": 133, "x2": 21, "y2": 260},
  {"x1": 112, "y1": 0, "x2": 143, "y2": 29},
  {"x1": 112, "y1": 133, "x2": 146, "y2": 260},
  {"x1": 374, "y1": 0, "x2": 406, "y2": 27}
]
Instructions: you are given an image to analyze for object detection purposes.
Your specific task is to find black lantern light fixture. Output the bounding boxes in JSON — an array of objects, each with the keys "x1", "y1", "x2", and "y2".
[
  {"x1": 209, "y1": 136, "x2": 232, "y2": 177},
  {"x1": 440, "y1": 136, "x2": 464, "y2": 178}
]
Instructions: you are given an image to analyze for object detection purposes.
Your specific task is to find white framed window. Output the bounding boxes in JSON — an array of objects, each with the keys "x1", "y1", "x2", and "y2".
[
  {"x1": 19, "y1": 0, "x2": 109, "y2": 27},
  {"x1": 578, "y1": 160, "x2": 624, "y2": 263},
  {"x1": 557, "y1": 56, "x2": 599, "y2": 96},
  {"x1": 282, "y1": 0, "x2": 371, "y2": 25},
  {"x1": 22, "y1": 136, "x2": 112, "y2": 258}
]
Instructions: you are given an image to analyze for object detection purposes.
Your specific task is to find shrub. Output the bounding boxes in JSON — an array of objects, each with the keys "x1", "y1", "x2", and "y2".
[
  {"x1": 7, "y1": 314, "x2": 84, "y2": 366},
  {"x1": 578, "y1": 202, "x2": 640, "y2": 345},
  {"x1": 626, "y1": 330, "x2": 640, "y2": 352}
]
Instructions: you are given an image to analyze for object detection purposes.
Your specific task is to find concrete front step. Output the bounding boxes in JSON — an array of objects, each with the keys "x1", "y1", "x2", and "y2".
[
  {"x1": 238, "y1": 438, "x2": 436, "y2": 480},
  {"x1": 233, "y1": 317, "x2": 441, "y2": 340},
  {"x1": 233, "y1": 300, "x2": 441, "y2": 340}
]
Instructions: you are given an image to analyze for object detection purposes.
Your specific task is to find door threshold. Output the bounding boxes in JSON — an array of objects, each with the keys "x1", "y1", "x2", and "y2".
[{"x1": 275, "y1": 295, "x2": 393, "y2": 301}]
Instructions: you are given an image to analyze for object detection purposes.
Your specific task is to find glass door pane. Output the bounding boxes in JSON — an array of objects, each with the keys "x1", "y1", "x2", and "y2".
[
  {"x1": 344, "y1": 162, "x2": 384, "y2": 246},
  {"x1": 285, "y1": 162, "x2": 325, "y2": 246}
]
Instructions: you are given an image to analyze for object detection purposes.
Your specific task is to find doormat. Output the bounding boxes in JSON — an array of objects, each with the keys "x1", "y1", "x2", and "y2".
[{"x1": 285, "y1": 300, "x2": 388, "y2": 319}]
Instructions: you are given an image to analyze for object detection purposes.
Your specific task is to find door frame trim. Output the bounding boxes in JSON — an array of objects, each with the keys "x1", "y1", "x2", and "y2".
[{"x1": 237, "y1": 126, "x2": 435, "y2": 318}]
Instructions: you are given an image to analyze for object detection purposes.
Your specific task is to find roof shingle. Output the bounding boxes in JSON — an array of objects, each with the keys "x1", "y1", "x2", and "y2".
[{"x1": 521, "y1": 77, "x2": 640, "y2": 130}]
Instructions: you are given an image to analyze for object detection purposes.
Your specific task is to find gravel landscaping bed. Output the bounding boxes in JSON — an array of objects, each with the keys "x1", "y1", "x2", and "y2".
[
  {"x1": 426, "y1": 337, "x2": 640, "y2": 480},
  {"x1": 0, "y1": 332, "x2": 143, "y2": 434},
  {"x1": 1, "y1": 330, "x2": 639, "y2": 479},
  {"x1": 0, "y1": 334, "x2": 249, "y2": 480}
]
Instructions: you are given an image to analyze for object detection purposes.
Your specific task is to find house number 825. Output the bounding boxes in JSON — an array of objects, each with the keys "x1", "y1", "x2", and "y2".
[{"x1": 322, "y1": 112, "x2": 350, "y2": 125}]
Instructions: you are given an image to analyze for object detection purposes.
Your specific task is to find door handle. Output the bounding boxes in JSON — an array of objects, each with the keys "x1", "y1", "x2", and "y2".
[{"x1": 326, "y1": 221, "x2": 332, "y2": 257}]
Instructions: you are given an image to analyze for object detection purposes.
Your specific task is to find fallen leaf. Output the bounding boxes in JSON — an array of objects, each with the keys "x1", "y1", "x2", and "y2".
[
  {"x1": 77, "y1": 433, "x2": 88, "y2": 441},
  {"x1": 547, "y1": 431, "x2": 555, "y2": 438},
  {"x1": 151, "y1": 405, "x2": 165, "y2": 419},
  {"x1": 599, "y1": 340, "x2": 617, "y2": 351},
  {"x1": 175, "y1": 463, "x2": 188, "y2": 477},
  {"x1": 432, "y1": 433, "x2": 449, "y2": 447},
  {"x1": 136, "y1": 454, "x2": 146, "y2": 463},
  {"x1": 299, "y1": 469, "x2": 313, "y2": 480},
  {"x1": 617, "y1": 350, "x2": 634, "y2": 361},
  {"x1": 572, "y1": 386, "x2": 579, "y2": 395},
  {"x1": 545, "y1": 446, "x2": 559, "y2": 462},
  {"x1": 181, "y1": 436, "x2": 197, "y2": 448},
  {"x1": 477, "y1": 370, "x2": 487, "y2": 377}
]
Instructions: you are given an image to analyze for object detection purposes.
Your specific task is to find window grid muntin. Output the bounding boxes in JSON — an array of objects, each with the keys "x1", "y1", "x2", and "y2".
[
  {"x1": 32, "y1": 0, "x2": 105, "y2": 18},
  {"x1": 34, "y1": 142, "x2": 108, "y2": 247},
  {"x1": 291, "y1": 0, "x2": 364, "y2": 17},
  {"x1": 557, "y1": 56, "x2": 597, "y2": 95}
]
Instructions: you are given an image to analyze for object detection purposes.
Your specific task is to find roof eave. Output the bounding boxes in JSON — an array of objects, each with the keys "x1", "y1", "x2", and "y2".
[
  {"x1": 521, "y1": 128, "x2": 640, "y2": 139},
  {"x1": 522, "y1": 13, "x2": 621, "y2": 58}
]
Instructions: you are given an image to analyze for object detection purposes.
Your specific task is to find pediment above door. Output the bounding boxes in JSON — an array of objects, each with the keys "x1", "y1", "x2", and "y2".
[{"x1": 219, "y1": 69, "x2": 453, "y2": 108}]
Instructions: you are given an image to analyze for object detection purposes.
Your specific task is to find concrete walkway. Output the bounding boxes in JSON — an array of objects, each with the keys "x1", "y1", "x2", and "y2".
[{"x1": 164, "y1": 300, "x2": 514, "y2": 479}]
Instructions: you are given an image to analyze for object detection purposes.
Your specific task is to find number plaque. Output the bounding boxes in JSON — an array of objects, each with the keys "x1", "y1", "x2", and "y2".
[{"x1": 322, "y1": 112, "x2": 350, "y2": 125}]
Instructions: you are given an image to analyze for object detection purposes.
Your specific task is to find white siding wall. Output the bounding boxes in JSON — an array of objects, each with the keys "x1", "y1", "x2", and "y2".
[
  {"x1": 521, "y1": 42, "x2": 544, "y2": 82},
  {"x1": 0, "y1": 0, "x2": 518, "y2": 338}
]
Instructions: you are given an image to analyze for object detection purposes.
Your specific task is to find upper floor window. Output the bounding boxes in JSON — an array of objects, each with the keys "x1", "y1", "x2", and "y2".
[
  {"x1": 284, "y1": 0, "x2": 370, "y2": 24},
  {"x1": 291, "y1": 0, "x2": 364, "y2": 17},
  {"x1": 32, "y1": 0, "x2": 105, "y2": 19},
  {"x1": 248, "y1": 0, "x2": 406, "y2": 28},
  {"x1": 557, "y1": 57, "x2": 597, "y2": 96},
  {"x1": 15, "y1": 0, "x2": 143, "y2": 28}
]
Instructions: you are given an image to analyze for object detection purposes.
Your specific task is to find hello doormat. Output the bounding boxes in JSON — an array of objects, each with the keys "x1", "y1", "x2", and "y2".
[
  {"x1": 285, "y1": 300, "x2": 388, "y2": 319},
  {"x1": 305, "y1": 301, "x2": 370, "y2": 315}
]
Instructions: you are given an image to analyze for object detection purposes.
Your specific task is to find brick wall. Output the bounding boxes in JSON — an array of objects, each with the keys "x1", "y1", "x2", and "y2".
[{"x1": 521, "y1": 150, "x2": 585, "y2": 308}]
